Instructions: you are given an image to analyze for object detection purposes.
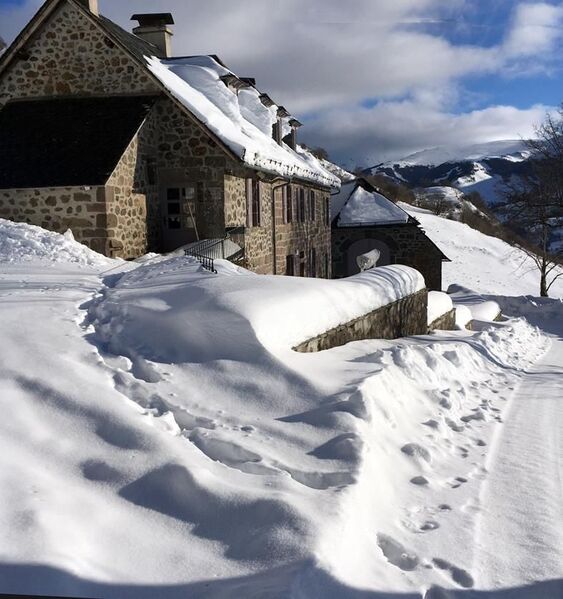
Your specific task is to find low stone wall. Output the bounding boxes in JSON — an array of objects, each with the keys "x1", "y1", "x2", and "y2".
[
  {"x1": 293, "y1": 288, "x2": 428, "y2": 352},
  {"x1": 428, "y1": 308, "x2": 456, "y2": 332}
]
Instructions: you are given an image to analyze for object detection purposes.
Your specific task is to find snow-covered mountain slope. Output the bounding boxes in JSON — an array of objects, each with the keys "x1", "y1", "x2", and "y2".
[
  {"x1": 0, "y1": 218, "x2": 562, "y2": 598},
  {"x1": 413, "y1": 186, "x2": 486, "y2": 221},
  {"x1": 369, "y1": 140, "x2": 531, "y2": 205}
]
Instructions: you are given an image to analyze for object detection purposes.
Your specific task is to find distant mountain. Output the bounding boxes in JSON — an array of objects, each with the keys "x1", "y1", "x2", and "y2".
[{"x1": 366, "y1": 140, "x2": 531, "y2": 205}]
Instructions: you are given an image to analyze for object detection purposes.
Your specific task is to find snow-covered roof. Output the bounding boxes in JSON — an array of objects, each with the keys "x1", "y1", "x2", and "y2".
[
  {"x1": 146, "y1": 55, "x2": 340, "y2": 189},
  {"x1": 332, "y1": 180, "x2": 410, "y2": 227}
]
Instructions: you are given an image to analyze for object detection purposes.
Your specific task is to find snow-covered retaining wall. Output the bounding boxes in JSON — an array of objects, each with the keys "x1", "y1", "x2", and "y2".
[
  {"x1": 428, "y1": 309, "x2": 456, "y2": 332},
  {"x1": 293, "y1": 288, "x2": 428, "y2": 352}
]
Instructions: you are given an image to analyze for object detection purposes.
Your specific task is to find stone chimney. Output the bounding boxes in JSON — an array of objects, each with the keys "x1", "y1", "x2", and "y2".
[
  {"x1": 131, "y1": 13, "x2": 174, "y2": 58},
  {"x1": 287, "y1": 118, "x2": 302, "y2": 150},
  {"x1": 77, "y1": 0, "x2": 99, "y2": 16}
]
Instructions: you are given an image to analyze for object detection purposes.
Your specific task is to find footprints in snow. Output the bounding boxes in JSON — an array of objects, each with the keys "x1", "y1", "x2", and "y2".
[{"x1": 376, "y1": 534, "x2": 474, "y2": 588}]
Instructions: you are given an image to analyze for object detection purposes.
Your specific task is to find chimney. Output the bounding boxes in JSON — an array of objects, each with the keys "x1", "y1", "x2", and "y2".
[
  {"x1": 77, "y1": 0, "x2": 99, "y2": 16},
  {"x1": 287, "y1": 118, "x2": 302, "y2": 150},
  {"x1": 131, "y1": 13, "x2": 174, "y2": 58}
]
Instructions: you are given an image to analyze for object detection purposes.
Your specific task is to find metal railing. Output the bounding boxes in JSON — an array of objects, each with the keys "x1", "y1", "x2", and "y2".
[{"x1": 184, "y1": 227, "x2": 245, "y2": 273}]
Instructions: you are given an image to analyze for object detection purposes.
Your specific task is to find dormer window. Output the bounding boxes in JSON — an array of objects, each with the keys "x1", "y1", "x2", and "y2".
[
  {"x1": 273, "y1": 106, "x2": 290, "y2": 145},
  {"x1": 220, "y1": 74, "x2": 251, "y2": 95}
]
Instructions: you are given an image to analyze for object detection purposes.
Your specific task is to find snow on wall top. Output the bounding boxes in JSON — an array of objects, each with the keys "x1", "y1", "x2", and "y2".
[
  {"x1": 332, "y1": 181, "x2": 410, "y2": 227},
  {"x1": 146, "y1": 55, "x2": 340, "y2": 189},
  {"x1": 0, "y1": 218, "x2": 114, "y2": 267},
  {"x1": 99, "y1": 257, "x2": 425, "y2": 355}
]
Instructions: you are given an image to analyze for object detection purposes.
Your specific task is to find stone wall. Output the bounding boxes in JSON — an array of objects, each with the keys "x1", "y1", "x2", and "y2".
[
  {"x1": 0, "y1": 185, "x2": 115, "y2": 254},
  {"x1": 223, "y1": 177, "x2": 332, "y2": 276},
  {"x1": 0, "y1": 1, "x2": 158, "y2": 109},
  {"x1": 428, "y1": 308, "x2": 456, "y2": 333},
  {"x1": 294, "y1": 288, "x2": 428, "y2": 352},
  {"x1": 332, "y1": 224, "x2": 443, "y2": 290}
]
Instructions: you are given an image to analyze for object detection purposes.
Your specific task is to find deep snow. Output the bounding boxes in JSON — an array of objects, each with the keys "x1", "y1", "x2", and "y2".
[{"x1": 0, "y1": 217, "x2": 561, "y2": 598}]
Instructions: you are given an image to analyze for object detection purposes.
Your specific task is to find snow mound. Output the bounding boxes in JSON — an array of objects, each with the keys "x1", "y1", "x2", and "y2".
[
  {"x1": 0, "y1": 219, "x2": 114, "y2": 267},
  {"x1": 427, "y1": 290, "x2": 453, "y2": 325},
  {"x1": 90, "y1": 257, "x2": 425, "y2": 361},
  {"x1": 448, "y1": 284, "x2": 501, "y2": 321}
]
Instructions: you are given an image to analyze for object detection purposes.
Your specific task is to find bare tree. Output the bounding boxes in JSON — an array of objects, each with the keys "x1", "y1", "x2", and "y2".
[{"x1": 500, "y1": 105, "x2": 563, "y2": 296}]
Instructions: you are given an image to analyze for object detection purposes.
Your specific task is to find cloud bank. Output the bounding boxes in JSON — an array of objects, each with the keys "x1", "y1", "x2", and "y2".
[{"x1": 1, "y1": 0, "x2": 561, "y2": 164}]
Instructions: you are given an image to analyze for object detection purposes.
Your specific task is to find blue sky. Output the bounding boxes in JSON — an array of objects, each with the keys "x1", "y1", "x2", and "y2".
[{"x1": 1, "y1": 0, "x2": 561, "y2": 166}]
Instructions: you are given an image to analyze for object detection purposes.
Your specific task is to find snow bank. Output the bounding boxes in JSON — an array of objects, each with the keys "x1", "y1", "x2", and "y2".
[
  {"x1": 454, "y1": 304, "x2": 473, "y2": 329},
  {"x1": 427, "y1": 290, "x2": 453, "y2": 325},
  {"x1": 146, "y1": 56, "x2": 340, "y2": 189},
  {"x1": 448, "y1": 284, "x2": 501, "y2": 321},
  {"x1": 90, "y1": 258, "x2": 425, "y2": 360},
  {"x1": 0, "y1": 218, "x2": 114, "y2": 267}
]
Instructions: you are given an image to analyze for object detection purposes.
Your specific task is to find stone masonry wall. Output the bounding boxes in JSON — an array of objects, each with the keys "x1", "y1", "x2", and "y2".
[
  {"x1": 428, "y1": 308, "x2": 456, "y2": 333},
  {"x1": 332, "y1": 224, "x2": 443, "y2": 290},
  {"x1": 224, "y1": 177, "x2": 332, "y2": 276},
  {"x1": 294, "y1": 288, "x2": 428, "y2": 352},
  {"x1": 274, "y1": 184, "x2": 332, "y2": 277},
  {"x1": 0, "y1": 186, "x2": 113, "y2": 254},
  {"x1": 105, "y1": 134, "x2": 151, "y2": 258},
  {"x1": 0, "y1": 1, "x2": 158, "y2": 108}
]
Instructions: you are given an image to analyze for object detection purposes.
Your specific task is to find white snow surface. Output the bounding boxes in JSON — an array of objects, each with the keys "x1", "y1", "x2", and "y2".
[
  {"x1": 1, "y1": 219, "x2": 562, "y2": 598},
  {"x1": 402, "y1": 203, "x2": 563, "y2": 298},
  {"x1": 146, "y1": 56, "x2": 340, "y2": 189},
  {"x1": 333, "y1": 181, "x2": 409, "y2": 226},
  {"x1": 427, "y1": 290, "x2": 453, "y2": 325}
]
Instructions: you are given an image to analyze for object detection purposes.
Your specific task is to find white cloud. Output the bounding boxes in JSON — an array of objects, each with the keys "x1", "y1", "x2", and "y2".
[
  {"x1": 302, "y1": 102, "x2": 552, "y2": 166},
  {"x1": 0, "y1": 0, "x2": 560, "y2": 165},
  {"x1": 503, "y1": 2, "x2": 563, "y2": 58}
]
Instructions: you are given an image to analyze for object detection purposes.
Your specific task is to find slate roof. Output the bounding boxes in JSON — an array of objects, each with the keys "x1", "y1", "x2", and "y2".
[{"x1": 0, "y1": 95, "x2": 156, "y2": 189}]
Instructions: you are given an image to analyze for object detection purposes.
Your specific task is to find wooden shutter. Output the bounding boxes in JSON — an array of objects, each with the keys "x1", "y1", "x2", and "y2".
[{"x1": 246, "y1": 178, "x2": 253, "y2": 228}]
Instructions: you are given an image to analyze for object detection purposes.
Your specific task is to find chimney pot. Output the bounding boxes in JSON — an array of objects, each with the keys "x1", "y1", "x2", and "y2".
[
  {"x1": 131, "y1": 13, "x2": 174, "y2": 58},
  {"x1": 77, "y1": 0, "x2": 99, "y2": 16}
]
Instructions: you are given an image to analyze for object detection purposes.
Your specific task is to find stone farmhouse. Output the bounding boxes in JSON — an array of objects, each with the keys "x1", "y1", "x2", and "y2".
[
  {"x1": 0, "y1": 0, "x2": 340, "y2": 275},
  {"x1": 331, "y1": 178, "x2": 449, "y2": 289}
]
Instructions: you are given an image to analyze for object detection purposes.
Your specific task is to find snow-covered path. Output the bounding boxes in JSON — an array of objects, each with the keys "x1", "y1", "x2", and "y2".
[{"x1": 475, "y1": 332, "x2": 563, "y2": 597}]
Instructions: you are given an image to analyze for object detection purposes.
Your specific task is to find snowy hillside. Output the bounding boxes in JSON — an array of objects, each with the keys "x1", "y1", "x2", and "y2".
[
  {"x1": 369, "y1": 139, "x2": 531, "y2": 205},
  {"x1": 0, "y1": 218, "x2": 562, "y2": 598},
  {"x1": 402, "y1": 204, "x2": 563, "y2": 298}
]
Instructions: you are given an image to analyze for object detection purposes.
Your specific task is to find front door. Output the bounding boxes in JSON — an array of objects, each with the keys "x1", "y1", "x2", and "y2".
[{"x1": 160, "y1": 185, "x2": 199, "y2": 252}]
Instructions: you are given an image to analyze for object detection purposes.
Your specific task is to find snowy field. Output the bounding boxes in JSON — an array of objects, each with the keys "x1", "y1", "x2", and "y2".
[{"x1": 0, "y1": 217, "x2": 561, "y2": 598}]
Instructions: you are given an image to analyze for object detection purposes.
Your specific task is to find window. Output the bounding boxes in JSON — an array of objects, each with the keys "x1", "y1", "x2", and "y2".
[
  {"x1": 286, "y1": 254, "x2": 295, "y2": 276},
  {"x1": 324, "y1": 252, "x2": 330, "y2": 279},
  {"x1": 166, "y1": 188, "x2": 181, "y2": 229},
  {"x1": 299, "y1": 251, "x2": 305, "y2": 276},
  {"x1": 308, "y1": 190, "x2": 316, "y2": 221},
  {"x1": 309, "y1": 247, "x2": 317, "y2": 277},
  {"x1": 299, "y1": 188, "x2": 306, "y2": 223},
  {"x1": 246, "y1": 178, "x2": 261, "y2": 227},
  {"x1": 325, "y1": 197, "x2": 331, "y2": 226},
  {"x1": 166, "y1": 187, "x2": 197, "y2": 230},
  {"x1": 284, "y1": 185, "x2": 293, "y2": 224}
]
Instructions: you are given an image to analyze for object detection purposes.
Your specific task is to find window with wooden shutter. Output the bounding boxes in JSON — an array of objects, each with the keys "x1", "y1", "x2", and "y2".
[
  {"x1": 285, "y1": 254, "x2": 294, "y2": 276},
  {"x1": 287, "y1": 185, "x2": 293, "y2": 223},
  {"x1": 246, "y1": 178, "x2": 261, "y2": 227},
  {"x1": 309, "y1": 190, "x2": 316, "y2": 221},
  {"x1": 325, "y1": 196, "x2": 330, "y2": 226},
  {"x1": 299, "y1": 188, "x2": 305, "y2": 223},
  {"x1": 309, "y1": 247, "x2": 317, "y2": 277},
  {"x1": 282, "y1": 186, "x2": 288, "y2": 224}
]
